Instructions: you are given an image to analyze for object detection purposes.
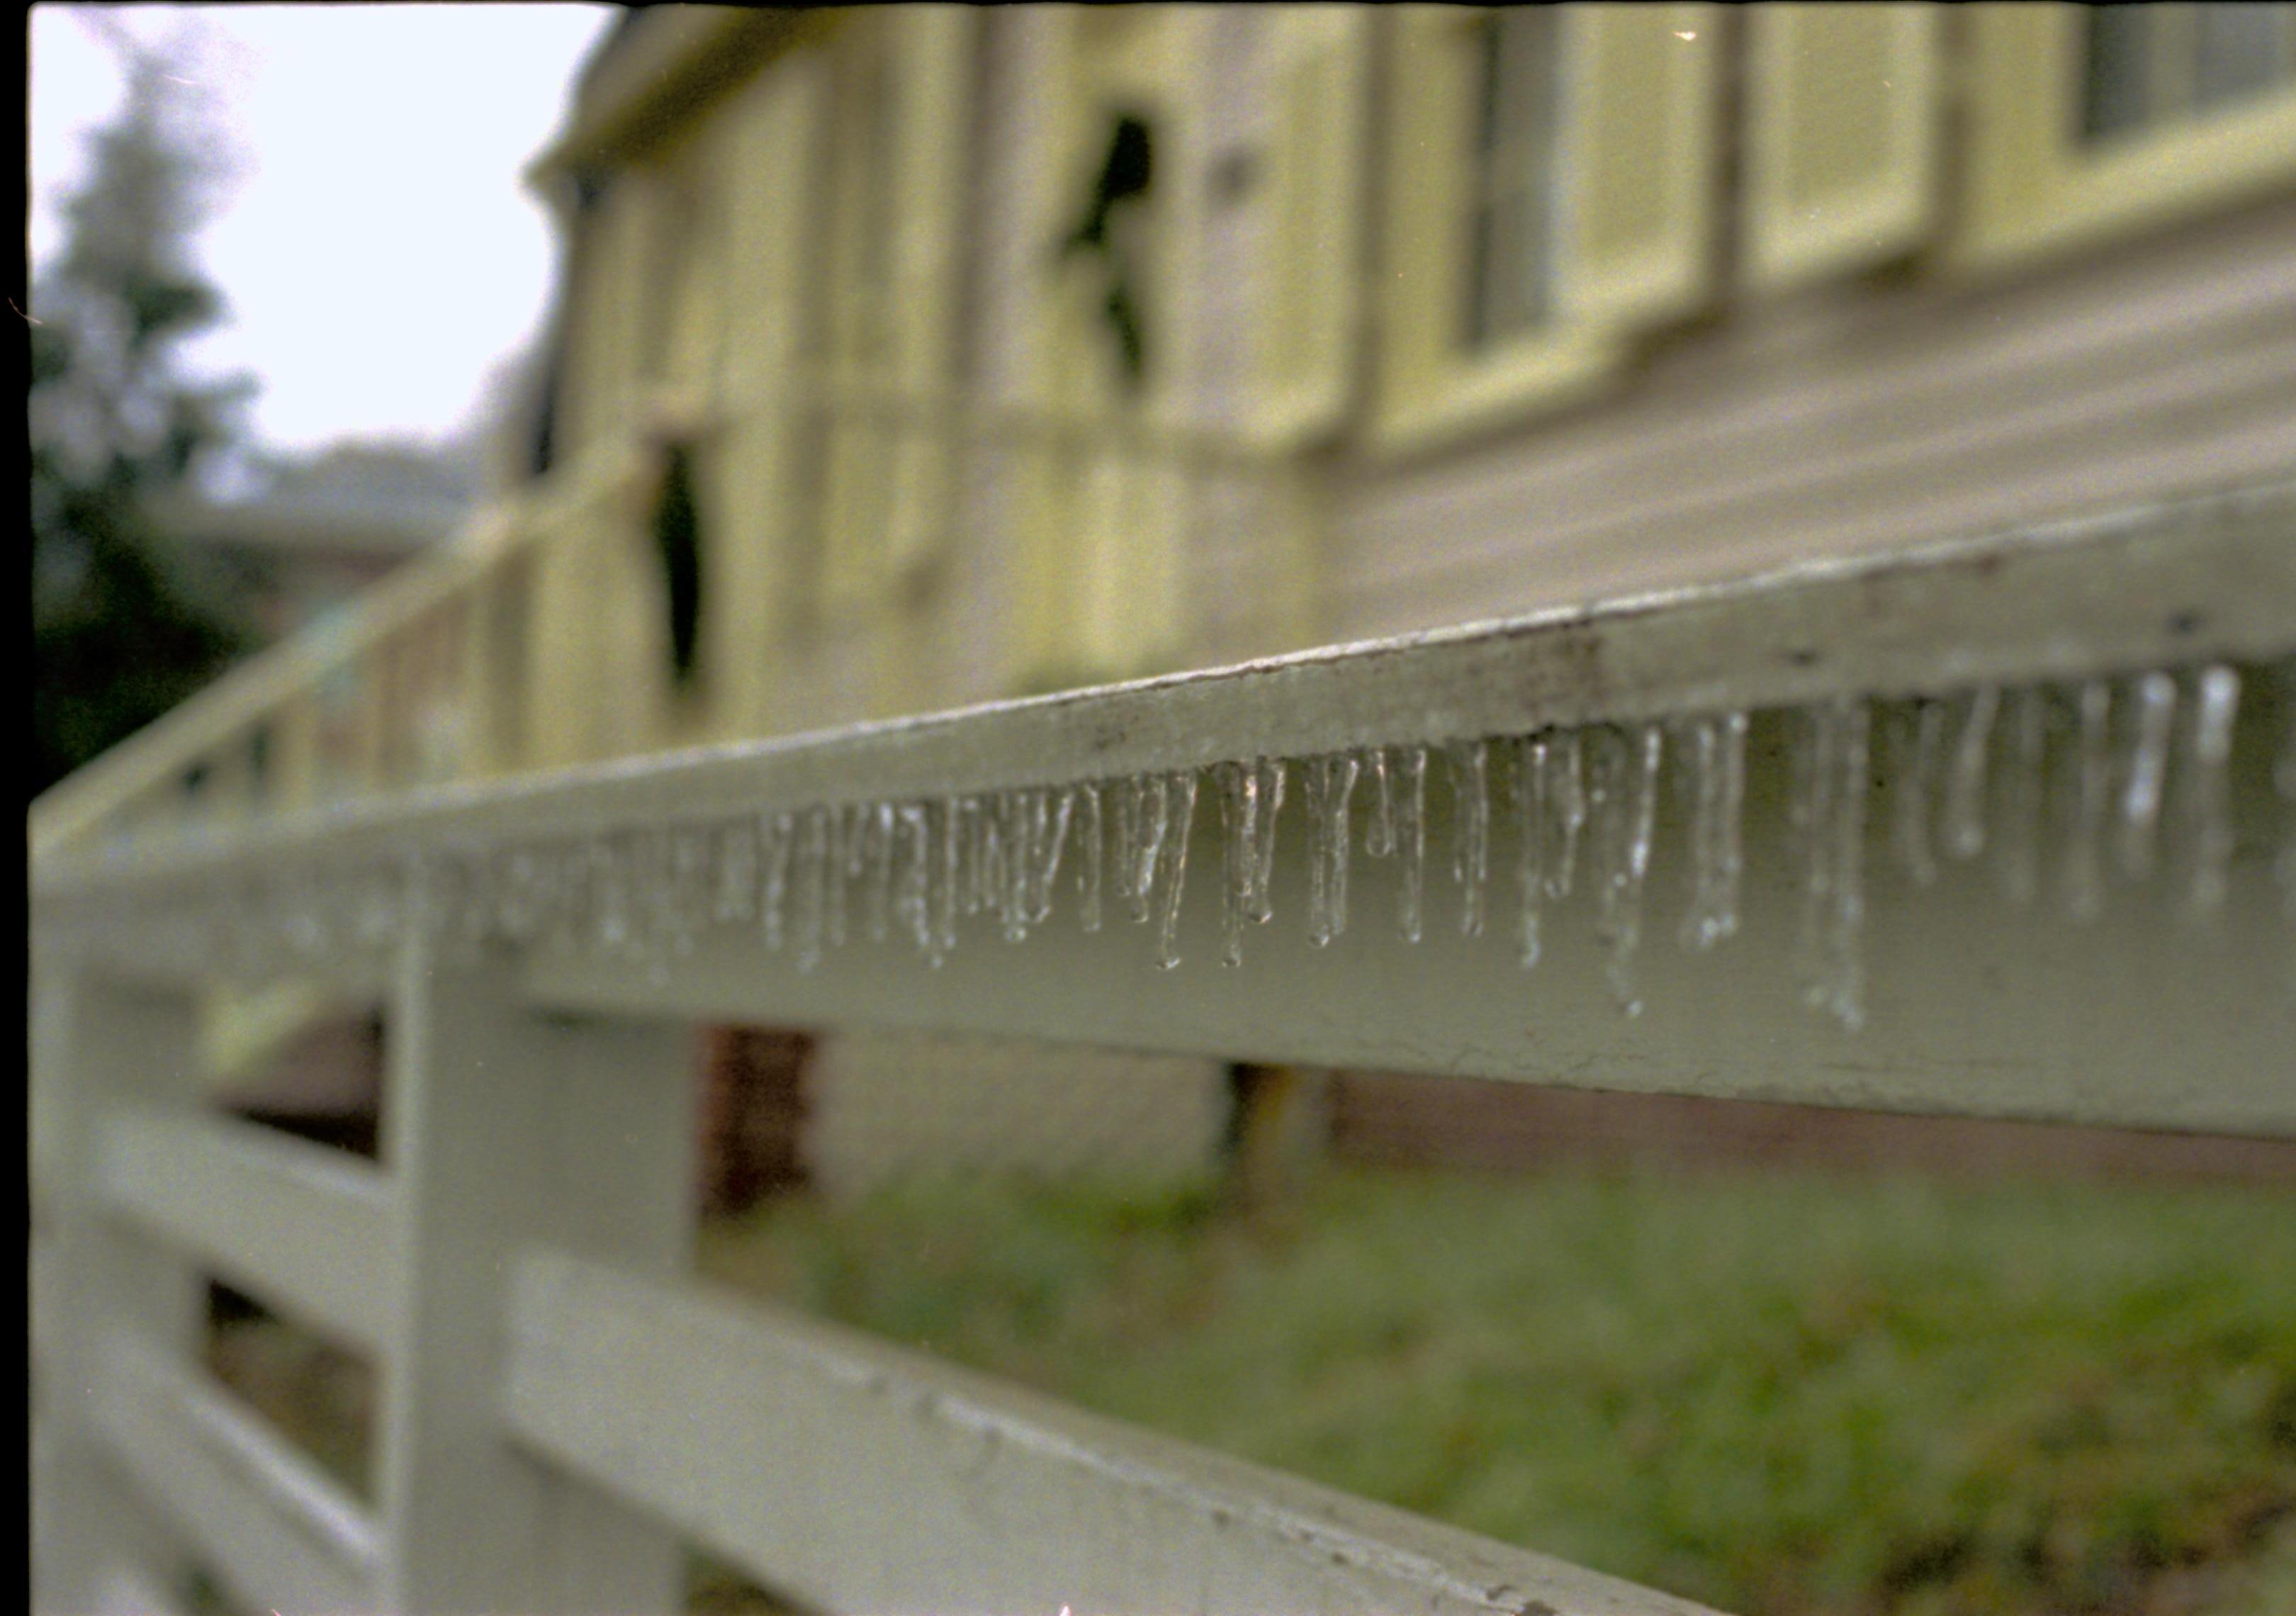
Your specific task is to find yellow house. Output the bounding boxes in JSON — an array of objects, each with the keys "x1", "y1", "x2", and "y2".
[{"x1": 31, "y1": 3, "x2": 2296, "y2": 1185}]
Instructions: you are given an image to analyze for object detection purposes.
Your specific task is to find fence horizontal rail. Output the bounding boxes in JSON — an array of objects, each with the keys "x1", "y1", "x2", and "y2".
[
  {"x1": 90, "y1": 1335, "x2": 381, "y2": 1616},
  {"x1": 95, "y1": 1108, "x2": 396, "y2": 1352},
  {"x1": 507, "y1": 1251, "x2": 1726, "y2": 1616},
  {"x1": 36, "y1": 481, "x2": 2295, "y2": 899}
]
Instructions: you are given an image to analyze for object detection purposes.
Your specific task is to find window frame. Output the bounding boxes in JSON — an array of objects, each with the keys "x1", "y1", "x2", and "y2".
[{"x1": 1957, "y1": 3, "x2": 2296, "y2": 270}]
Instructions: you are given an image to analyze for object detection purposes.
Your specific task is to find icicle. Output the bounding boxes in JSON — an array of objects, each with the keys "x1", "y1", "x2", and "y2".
[
  {"x1": 1547, "y1": 729, "x2": 1585, "y2": 899},
  {"x1": 1595, "y1": 724, "x2": 1662, "y2": 1015},
  {"x1": 2183, "y1": 663, "x2": 2241, "y2": 921},
  {"x1": 1395, "y1": 746, "x2": 1427, "y2": 942},
  {"x1": 1711, "y1": 712, "x2": 1748, "y2": 947},
  {"x1": 668, "y1": 826, "x2": 711, "y2": 955},
  {"x1": 999, "y1": 790, "x2": 1032, "y2": 943},
  {"x1": 1512, "y1": 735, "x2": 1548, "y2": 969},
  {"x1": 1996, "y1": 685, "x2": 2048, "y2": 906},
  {"x1": 592, "y1": 835, "x2": 633, "y2": 957},
  {"x1": 1942, "y1": 686, "x2": 1998, "y2": 861},
  {"x1": 823, "y1": 805, "x2": 852, "y2": 949},
  {"x1": 1215, "y1": 763, "x2": 1251, "y2": 968},
  {"x1": 1111, "y1": 778, "x2": 1141, "y2": 919},
  {"x1": 1133, "y1": 774, "x2": 1170, "y2": 924},
  {"x1": 935, "y1": 797, "x2": 962, "y2": 956},
  {"x1": 2275, "y1": 685, "x2": 2296, "y2": 929},
  {"x1": 714, "y1": 819, "x2": 759, "y2": 924},
  {"x1": 1448, "y1": 741, "x2": 1490, "y2": 938},
  {"x1": 1364, "y1": 746, "x2": 1395, "y2": 858},
  {"x1": 500, "y1": 846, "x2": 546, "y2": 943},
  {"x1": 1247, "y1": 758, "x2": 1285, "y2": 926},
  {"x1": 1305, "y1": 753, "x2": 1359, "y2": 948},
  {"x1": 794, "y1": 807, "x2": 830, "y2": 972},
  {"x1": 864, "y1": 802, "x2": 897, "y2": 943},
  {"x1": 2116, "y1": 670, "x2": 2177, "y2": 880},
  {"x1": 1819, "y1": 700, "x2": 1872, "y2": 1031},
  {"x1": 1892, "y1": 700, "x2": 1943, "y2": 887},
  {"x1": 1153, "y1": 771, "x2": 1199, "y2": 970},
  {"x1": 1076, "y1": 782, "x2": 1104, "y2": 933},
  {"x1": 1678, "y1": 718, "x2": 1723, "y2": 951},
  {"x1": 959, "y1": 795, "x2": 987, "y2": 916},
  {"x1": 899, "y1": 804, "x2": 937, "y2": 965},
  {"x1": 1791, "y1": 704, "x2": 1844, "y2": 996},
  {"x1": 2062, "y1": 680, "x2": 2112, "y2": 921},
  {"x1": 759, "y1": 812, "x2": 794, "y2": 952}
]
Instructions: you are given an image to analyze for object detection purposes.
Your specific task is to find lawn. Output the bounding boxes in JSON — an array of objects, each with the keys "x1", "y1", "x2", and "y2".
[{"x1": 697, "y1": 1165, "x2": 2296, "y2": 1616}]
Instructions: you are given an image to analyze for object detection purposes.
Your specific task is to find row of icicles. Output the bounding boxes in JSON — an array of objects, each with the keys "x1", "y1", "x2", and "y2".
[{"x1": 152, "y1": 659, "x2": 2295, "y2": 1031}]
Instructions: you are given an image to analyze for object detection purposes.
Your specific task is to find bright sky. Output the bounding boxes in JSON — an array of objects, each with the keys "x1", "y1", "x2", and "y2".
[{"x1": 29, "y1": 4, "x2": 617, "y2": 456}]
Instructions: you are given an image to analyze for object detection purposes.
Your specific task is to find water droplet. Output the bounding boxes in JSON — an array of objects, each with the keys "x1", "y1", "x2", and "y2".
[
  {"x1": 2115, "y1": 671, "x2": 2177, "y2": 880},
  {"x1": 1076, "y1": 782, "x2": 1105, "y2": 933},
  {"x1": 1448, "y1": 741, "x2": 1490, "y2": 938},
  {"x1": 1154, "y1": 771, "x2": 1199, "y2": 970},
  {"x1": 1891, "y1": 701, "x2": 1943, "y2": 887},
  {"x1": 1942, "y1": 687, "x2": 1998, "y2": 861},
  {"x1": 2182, "y1": 663, "x2": 2241, "y2": 921}
]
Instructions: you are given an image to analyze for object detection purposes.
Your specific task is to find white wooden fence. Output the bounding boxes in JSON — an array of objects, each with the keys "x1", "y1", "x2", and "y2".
[{"x1": 30, "y1": 483, "x2": 2296, "y2": 1615}]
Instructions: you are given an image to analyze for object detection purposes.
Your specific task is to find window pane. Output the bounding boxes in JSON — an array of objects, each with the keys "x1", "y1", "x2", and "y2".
[
  {"x1": 2193, "y1": 2, "x2": 2296, "y2": 113},
  {"x1": 1463, "y1": 9, "x2": 1562, "y2": 352},
  {"x1": 2081, "y1": 4, "x2": 2155, "y2": 143}
]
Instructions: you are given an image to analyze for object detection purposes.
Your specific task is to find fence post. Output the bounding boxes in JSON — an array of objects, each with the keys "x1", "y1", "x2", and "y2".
[
  {"x1": 373, "y1": 878, "x2": 696, "y2": 1615},
  {"x1": 30, "y1": 958, "x2": 208, "y2": 1610}
]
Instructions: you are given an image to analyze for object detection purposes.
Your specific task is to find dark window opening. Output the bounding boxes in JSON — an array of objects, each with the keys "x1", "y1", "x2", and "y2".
[{"x1": 654, "y1": 440, "x2": 706, "y2": 688}]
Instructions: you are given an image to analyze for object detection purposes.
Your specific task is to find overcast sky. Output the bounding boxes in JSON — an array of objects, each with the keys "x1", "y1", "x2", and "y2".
[{"x1": 30, "y1": 4, "x2": 617, "y2": 456}]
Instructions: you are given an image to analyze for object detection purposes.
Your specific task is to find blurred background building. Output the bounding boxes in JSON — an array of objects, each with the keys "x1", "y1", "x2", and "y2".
[{"x1": 32, "y1": 3, "x2": 2296, "y2": 1200}]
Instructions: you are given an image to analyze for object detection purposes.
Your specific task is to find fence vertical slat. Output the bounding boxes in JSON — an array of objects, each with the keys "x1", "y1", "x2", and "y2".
[
  {"x1": 31, "y1": 964, "x2": 208, "y2": 1610},
  {"x1": 373, "y1": 894, "x2": 695, "y2": 1615}
]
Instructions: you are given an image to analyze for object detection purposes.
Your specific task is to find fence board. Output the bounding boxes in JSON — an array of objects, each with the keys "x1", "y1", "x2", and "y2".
[
  {"x1": 95, "y1": 1106, "x2": 395, "y2": 1352},
  {"x1": 90, "y1": 1335, "x2": 380, "y2": 1616},
  {"x1": 506, "y1": 1251, "x2": 1726, "y2": 1616}
]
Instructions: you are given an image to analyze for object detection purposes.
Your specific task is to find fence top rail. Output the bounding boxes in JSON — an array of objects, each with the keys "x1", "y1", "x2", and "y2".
[{"x1": 34, "y1": 481, "x2": 2296, "y2": 909}]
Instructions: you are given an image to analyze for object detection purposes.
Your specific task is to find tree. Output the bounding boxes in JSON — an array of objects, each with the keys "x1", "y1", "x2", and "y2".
[{"x1": 31, "y1": 28, "x2": 260, "y2": 802}]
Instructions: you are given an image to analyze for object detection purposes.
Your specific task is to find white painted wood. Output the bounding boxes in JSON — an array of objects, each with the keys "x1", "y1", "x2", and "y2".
[
  {"x1": 507, "y1": 1252, "x2": 1723, "y2": 1616},
  {"x1": 89, "y1": 1333, "x2": 381, "y2": 1616},
  {"x1": 92, "y1": 1562, "x2": 186, "y2": 1616},
  {"x1": 372, "y1": 920, "x2": 695, "y2": 1615},
  {"x1": 95, "y1": 1105, "x2": 396, "y2": 1352},
  {"x1": 32, "y1": 967, "x2": 208, "y2": 1613}
]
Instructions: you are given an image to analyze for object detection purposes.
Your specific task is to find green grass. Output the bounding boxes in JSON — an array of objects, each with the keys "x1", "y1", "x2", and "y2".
[{"x1": 698, "y1": 1166, "x2": 2296, "y2": 1616}]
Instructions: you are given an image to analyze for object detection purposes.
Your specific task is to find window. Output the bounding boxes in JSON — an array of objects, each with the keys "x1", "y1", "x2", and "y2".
[
  {"x1": 1375, "y1": 6, "x2": 1721, "y2": 451},
  {"x1": 1959, "y1": 4, "x2": 2296, "y2": 269},
  {"x1": 2083, "y1": 4, "x2": 2296, "y2": 144}
]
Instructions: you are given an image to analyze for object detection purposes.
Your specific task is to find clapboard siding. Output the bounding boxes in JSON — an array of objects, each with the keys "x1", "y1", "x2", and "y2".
[{"x1": 1324, "y1": 195, "x2": 2296, "y2": 642}]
